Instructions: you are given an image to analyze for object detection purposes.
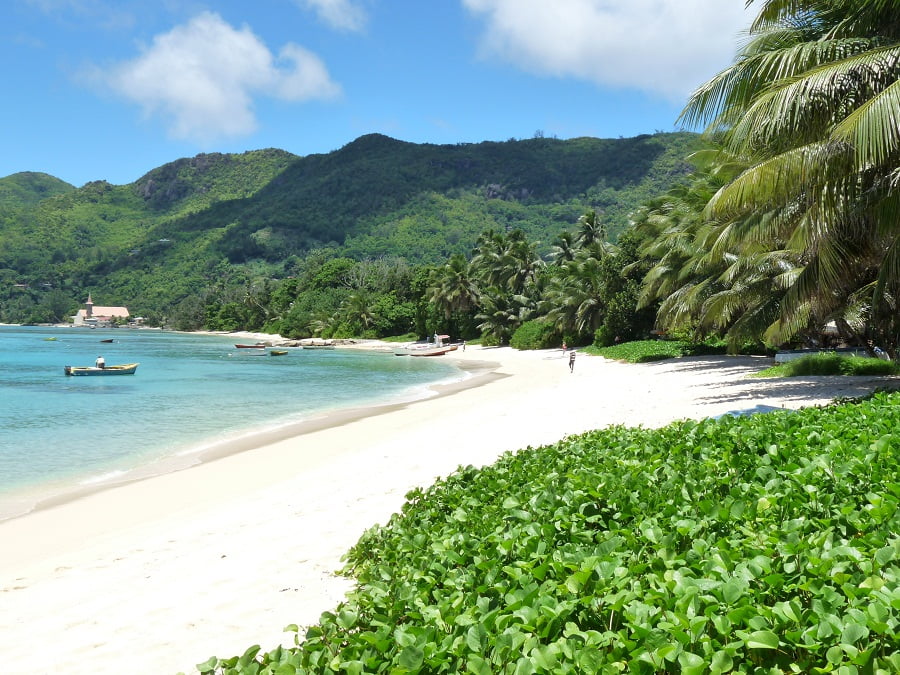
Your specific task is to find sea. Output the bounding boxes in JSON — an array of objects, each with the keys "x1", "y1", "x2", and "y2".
[{"x1": 0, "y1": 325, "x2": 465, "y2": 520}]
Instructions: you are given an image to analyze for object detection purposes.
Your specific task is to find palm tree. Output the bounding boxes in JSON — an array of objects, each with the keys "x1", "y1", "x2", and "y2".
[
  {"x1": 542, "y1": 254, "x2": 610, "y2": 339},
  {"x1": 575, "y1": 210, "x2": 606, "y2": 248},
  {"x1": 475, "y1": 288, "x2": 534, "y2": 344},
  {"x1": 427, "y1": 253, "x2": 480, "y2": 336},
  {"x1": 550, "y1": 231, "x2": 578, "y2": 265},
  {"x1": 469, "y1": 229, "x2": 507, "y2": 288},
  {"x1": 470, "y1": 229, "x2": 542, "y2": 294},
  {"x1": 339, "y1": 291, "x2": 375, "y2": 333},
  {"x1": 678, "y1": 0, "x2": 900, "y2": 354},
  {"x1": 502, "y1": 230, "x2": 544, "y2": 295}
]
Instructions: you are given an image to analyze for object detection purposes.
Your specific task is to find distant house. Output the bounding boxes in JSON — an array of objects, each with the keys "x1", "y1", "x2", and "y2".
[{"x1": 73, "y1": 293, "x2": 130, "y2": 327}]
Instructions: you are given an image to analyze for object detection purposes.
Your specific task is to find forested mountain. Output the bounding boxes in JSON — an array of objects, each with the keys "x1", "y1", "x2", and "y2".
[
  {"x1": 0, "y1": 171, "x2": 74, "y2": 209},
  {"x1": 0, "y1": 132, "x2": 702, "y2": 324}
]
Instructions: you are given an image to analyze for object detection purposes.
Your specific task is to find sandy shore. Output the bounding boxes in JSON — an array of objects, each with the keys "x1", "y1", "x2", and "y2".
[{"x1": 0, "y1": 344, "x2": 896, "y2": 675}]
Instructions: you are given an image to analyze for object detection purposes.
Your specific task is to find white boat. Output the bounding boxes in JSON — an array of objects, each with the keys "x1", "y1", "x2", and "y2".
[
  {"x1": 394, "y1": 334, "x2": 457, "y2": 357},
  {"x1": 394, "y1": 345, "x2": 454, "y2": 356}
]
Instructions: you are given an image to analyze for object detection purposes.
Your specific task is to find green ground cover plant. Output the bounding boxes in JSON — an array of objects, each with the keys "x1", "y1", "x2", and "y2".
[
  {"x1": 755, "y1": 354, "x2": 900, "y2": 379},
  {"x1": 588, "y1": 340, "x2": 692, "y2": 362},
  {"x1": 201, "y1": 392, "x2": 900, "y2": 674}
]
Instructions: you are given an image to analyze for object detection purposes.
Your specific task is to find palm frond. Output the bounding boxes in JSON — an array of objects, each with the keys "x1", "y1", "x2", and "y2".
[
  {"x1": 705, "y1": 142, "x2": 841, "y2": 219},
  {"x1": 832, "y1": 76, "x2": 900, "y2": 169},
  {"x1": 723, "y1": 44, "x2": 900, "y2": 155}
]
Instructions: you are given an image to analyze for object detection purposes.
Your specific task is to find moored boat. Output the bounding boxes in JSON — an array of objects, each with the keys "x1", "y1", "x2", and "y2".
[
  {"x1": 269, "y1": 349, "x2": 288, "y2": 356},
  {"x1": 64, "y1": 362, "x2": 139, "y2": 376},
  {"x1": 234, "y1": 343, "x2": 266, "y2": 349}
]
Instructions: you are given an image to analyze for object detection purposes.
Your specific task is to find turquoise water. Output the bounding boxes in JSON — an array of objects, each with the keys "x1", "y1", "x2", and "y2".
[{"x1": 0, "y1": 326, "x2": 463, "y2": 518}]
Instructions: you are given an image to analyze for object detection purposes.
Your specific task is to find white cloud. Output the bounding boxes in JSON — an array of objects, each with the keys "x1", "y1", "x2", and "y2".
[
  {"x1": 296, "y1": 0, "x2": 367, "y2": 32},
  {"x1": 276, "y1": 43, "x2": 343, "y2": 99},
  {"x1": 462, "y1": 0, "x2": 754, "y2": 100},
  {"x1": 96, "y1": 11, "x2": 341, "y2": 142}
]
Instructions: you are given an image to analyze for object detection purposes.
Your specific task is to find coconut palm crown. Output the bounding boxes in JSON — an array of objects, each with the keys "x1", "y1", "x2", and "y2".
[{"x1": 678, "y1": 0, "x2": 900, "y2": 354}]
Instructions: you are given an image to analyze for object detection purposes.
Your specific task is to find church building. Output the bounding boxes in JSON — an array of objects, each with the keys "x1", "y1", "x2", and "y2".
[{"x1": 73, "y1": 293, "x2": 130, "y2": 327}]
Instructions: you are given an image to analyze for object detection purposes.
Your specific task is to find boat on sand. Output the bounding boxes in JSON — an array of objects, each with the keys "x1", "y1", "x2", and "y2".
[
  {"x1": 394, "y1": 334, "x2": 458, "y2": 357},
  {"x1": 394, "y1": 345, "x2": 454, "y2": 356}
]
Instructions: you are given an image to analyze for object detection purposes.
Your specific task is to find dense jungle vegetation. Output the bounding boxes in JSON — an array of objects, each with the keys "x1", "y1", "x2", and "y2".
[{"x1": 0, "y1": 131, "x2": 699, "y2": 334}]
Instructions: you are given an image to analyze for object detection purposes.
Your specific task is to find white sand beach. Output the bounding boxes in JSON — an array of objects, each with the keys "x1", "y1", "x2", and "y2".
[{"x1": 0, "y1": 345, "x2": 895, "y2": 675}]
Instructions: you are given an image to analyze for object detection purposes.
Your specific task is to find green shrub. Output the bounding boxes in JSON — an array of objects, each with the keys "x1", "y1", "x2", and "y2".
[
  {"x1": 592, "y1": 324, "x2": 615, "y2": 348},
  {"x1": 785, "y1": 352, "x2": 846, "y2": 375},
  {"x1": 682, "y1": 337, "x2": 729, "y2": 355},
  {"x1": 510, "y1": 320, "x2": 558, "y2": 350},
  {"x1": 840, "y1": 355, "x2": 899, "y2": 375},
  {"x1": 773, "y1": 353, "x2": 900, "y2": 377},
  {"x1": 202, "y1": 392, "x2": 900, "y2": 674},
  {"x1": 591, "y1": 338, "x2": 690, "y2": 362},
  {"x1": 479, "y1": 331, "x2": 501, "y2": 347}
]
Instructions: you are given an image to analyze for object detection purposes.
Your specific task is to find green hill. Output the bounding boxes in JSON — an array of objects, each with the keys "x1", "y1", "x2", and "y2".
[
  {"x1": 0, "y1": 132, "x2": 703, "y2": 323},
  {"x1": 194, "y1": 132, "x2": 701, "y2": 263},
  {"x1": 0, "y1": 171, "x2": 75, "y2": 209}
]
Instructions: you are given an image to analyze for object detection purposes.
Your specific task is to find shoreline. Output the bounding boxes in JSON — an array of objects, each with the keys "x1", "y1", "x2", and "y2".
[
  {"x1": 0, "y1": 330, "x2": 482, "y2": 523},
  {"x1": 0, "y1": 350, "x2": 498, "y2": 524},
  {"x1": 0, "y1": 344, "x2": 896, "y2": 675}
]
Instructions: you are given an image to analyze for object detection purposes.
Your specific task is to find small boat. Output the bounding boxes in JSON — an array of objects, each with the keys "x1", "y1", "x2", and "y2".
[
  {"x1": 269, "y1": 349, "x2": 288, "y2": 356},
  {"x1": 44, "y1": 337, "x2": 58, "y2": 341},
  {"x1": 234, "y1": 343, "x2": 266, "y2": 349},
  {"x1": 64, "y1": 363, "x2": 139, "y2": 376},
  {"x1": 100, "y1": 338, "x2": 114, "y2": 343},
  {"x1": 394, "y1": 334, "x2": 455, "y2": 357},
  {"x1": 394, "y1": 345, "x2": 454, "y2": 356},
  {"x1": 301, "y1": 344, "x2": 335, "y2": 350}
]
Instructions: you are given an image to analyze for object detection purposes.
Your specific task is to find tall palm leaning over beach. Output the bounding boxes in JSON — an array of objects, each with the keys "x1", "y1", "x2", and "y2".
[
  {"x1": 679, "y1": 0, "x2": 900, "y2": 355},
  {"x1": 633, "y1": 151, "x2": 803, "y2": 351}
]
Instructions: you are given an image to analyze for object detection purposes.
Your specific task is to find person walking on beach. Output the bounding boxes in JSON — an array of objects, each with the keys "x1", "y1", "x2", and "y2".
[{"x1": 568, "y1": 350, "x2": 576, "y2": 373}]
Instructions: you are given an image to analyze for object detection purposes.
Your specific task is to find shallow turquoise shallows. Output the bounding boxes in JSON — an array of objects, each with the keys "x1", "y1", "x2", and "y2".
[{"x1": 0, "y1": 326, "x2": 462, "y2": 516}]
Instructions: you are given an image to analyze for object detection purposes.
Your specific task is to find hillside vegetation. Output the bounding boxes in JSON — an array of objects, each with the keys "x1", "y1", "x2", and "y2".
[
  {"x1": 0, "y1": 132, "x2": 701, "y2": 324},
  {"x1": 0, "y1": 171, "x2": 74, "y2": 210}
]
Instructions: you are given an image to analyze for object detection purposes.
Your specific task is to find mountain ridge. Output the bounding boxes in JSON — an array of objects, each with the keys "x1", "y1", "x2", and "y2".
[{"x1": 0, "y1": 131, "x2": 704, "y2": 323}]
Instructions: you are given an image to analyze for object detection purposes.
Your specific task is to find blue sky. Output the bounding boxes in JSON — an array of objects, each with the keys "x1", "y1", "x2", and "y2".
[{"x1": 2, "y1": 0, "x2": 753, "y2": 187}]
